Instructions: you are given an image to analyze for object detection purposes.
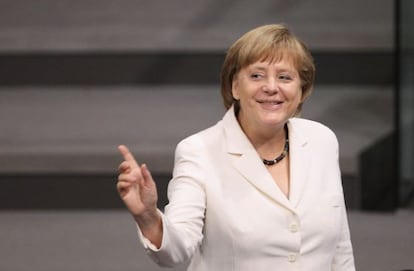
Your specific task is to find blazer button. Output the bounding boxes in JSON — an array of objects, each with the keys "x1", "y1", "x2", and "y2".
[
  {"x1": 288, "y1": 253, "x2": 297, "y2": 262},
  {"x1": 289, "y1": 223, "x2": 299, "y2": 233}
]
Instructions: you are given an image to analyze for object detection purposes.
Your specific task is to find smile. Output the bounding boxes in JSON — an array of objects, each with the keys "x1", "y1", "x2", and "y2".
[
  {"x1": 257, "y1": 100, "x2": 283, "y2": 105},
  {"x1": 257, "y1": 100, "x2": 284, "y2": 110}
]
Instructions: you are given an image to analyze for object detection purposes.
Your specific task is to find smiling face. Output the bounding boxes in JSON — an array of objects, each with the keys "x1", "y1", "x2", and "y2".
[
  {"x1": 232, "y1": 58, "x2": 302, "y2": 134},
  {"x1": 220, "y1": 24, "x2": 315, "y2": 115}
]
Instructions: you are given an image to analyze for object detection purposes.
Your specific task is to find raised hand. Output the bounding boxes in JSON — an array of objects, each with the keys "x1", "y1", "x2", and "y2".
[{"x1": 117, "y1": 145, "x2": 161, "y2": 236}]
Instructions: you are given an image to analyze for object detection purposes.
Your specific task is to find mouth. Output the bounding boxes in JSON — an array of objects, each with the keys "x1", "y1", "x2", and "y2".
[
  {"x1": 257, "y1": 99, "x2": 284, "y2": 111},
  {"x1": 257, "y1": 100, "x2": 283, "y2": 105}
]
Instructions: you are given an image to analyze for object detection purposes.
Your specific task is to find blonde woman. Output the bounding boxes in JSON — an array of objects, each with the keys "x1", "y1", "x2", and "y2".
[{"x1": 117, "y1": 24, "x2": 355, "y2": 271}]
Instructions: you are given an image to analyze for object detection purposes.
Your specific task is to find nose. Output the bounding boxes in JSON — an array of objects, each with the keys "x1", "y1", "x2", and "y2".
[{"x1": 262, "y1": 77, "x2": 278, "y2": 94}]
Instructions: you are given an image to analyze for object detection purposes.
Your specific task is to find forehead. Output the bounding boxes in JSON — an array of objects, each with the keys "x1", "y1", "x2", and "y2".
[
  {"x1": 247, "y1": 58, "x2": 297, "y2": 70},
  {"x1": 242, "y1": 57, "x2": 299, "y2": 76},
  {"x1": 241, "y1": 48, "x2": 301, "y2": 71}
]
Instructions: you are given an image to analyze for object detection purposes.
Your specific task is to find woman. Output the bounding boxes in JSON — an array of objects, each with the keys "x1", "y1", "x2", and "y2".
[{"x1": 117, "y1": 24, "x2": 355, "y2": 270}]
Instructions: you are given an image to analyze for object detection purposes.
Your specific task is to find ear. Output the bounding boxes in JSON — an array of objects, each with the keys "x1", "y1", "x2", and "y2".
[
  {"x1": 299, "y1": 85, "x2": 307, "y2": 103},
  {"x1": 231, "y1": 75, "x2": 240, "y2": 100}
]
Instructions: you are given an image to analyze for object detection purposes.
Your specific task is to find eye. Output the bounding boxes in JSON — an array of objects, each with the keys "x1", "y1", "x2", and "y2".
[
  {"x1": 250, "y1": 73, "x2": 264, "y2": 80},
  {"x1": 278, "y1": 74, "x2": 292, "y2": 81}
]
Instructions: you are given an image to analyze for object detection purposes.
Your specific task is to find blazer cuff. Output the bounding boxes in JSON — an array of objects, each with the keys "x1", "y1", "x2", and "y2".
[{"x1": 136, "y1": 209, "x2": 165, "y2": 252}]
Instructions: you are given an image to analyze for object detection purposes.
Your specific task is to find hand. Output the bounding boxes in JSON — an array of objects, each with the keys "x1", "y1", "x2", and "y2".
[
  {"x1": 117, "y1": 145, "x2": 163, "y2": 247},
  {"x1": 117, "y1": 145, "x2": 158, "y2": 219}
]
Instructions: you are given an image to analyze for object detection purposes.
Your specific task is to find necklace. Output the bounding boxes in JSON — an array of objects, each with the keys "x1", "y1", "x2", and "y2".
[{"x1": 262, "y1": 124, "x2": 289, "y2": 166}]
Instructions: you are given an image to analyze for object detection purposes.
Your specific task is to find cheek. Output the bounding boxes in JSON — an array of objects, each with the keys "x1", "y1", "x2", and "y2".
[{"x1": 289, "y1": 86, "x2": 302, "y2": 103}]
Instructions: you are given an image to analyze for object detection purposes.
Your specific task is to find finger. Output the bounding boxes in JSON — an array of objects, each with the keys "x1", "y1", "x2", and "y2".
[
  {"x1": 118, "y1": 161, "x2": 133, "y2": 173},
  {"x1": 118, "y1": 172, "x2": 140, "y2": 183},
  {"x1": 118, "y1": 145, "x2": 139, "y2": 167},
  {"x1": 117, "y1": 180, "x2": 132, "y2": 191},
  {"x1": 117, "y1": 181, "x2": 135, "y2": 197},
  {"x1": 141, "y1": 164, "x2": 155, "y2": 186}
]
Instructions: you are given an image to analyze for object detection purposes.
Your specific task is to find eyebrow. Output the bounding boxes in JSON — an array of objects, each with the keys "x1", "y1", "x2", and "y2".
[
  {"x1": 248, "y1": 64, "x2": 296, "y2": 74},
  {"x1": 249, "y1": 66, "x2": 267, "y2": 71}
]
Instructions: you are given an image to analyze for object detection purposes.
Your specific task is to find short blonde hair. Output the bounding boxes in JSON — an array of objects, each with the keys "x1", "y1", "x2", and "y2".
[{"x1": 220, "y1": 24, "x2": 315, "y2": 116}]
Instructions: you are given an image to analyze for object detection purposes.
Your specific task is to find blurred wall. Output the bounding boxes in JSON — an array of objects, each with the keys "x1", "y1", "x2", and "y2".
[{"x1": 0, "y1": 0, "x2": 395, "y2": 209}]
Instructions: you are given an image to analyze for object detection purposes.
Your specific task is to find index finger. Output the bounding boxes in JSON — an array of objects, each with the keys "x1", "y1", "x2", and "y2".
[{"x1": 118, "y1": 145, "x2": 139, "y2": 167}]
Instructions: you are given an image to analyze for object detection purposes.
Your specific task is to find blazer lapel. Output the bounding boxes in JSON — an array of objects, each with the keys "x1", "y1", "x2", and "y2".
[
  {"x1": 287, "y1": 119, "x2": 311, "y2": 208},
  {"x1": 222, "y1": 107, "x2": 293, "y2": 210}
]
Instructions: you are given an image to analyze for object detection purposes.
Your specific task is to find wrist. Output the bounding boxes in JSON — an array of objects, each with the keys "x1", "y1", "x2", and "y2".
[
  {"x1": 135, "y1": 210, "x2": 163, "y2": 248},
  {"x1": 134, "y1": 209, "x2": 161, "y2": 230}
]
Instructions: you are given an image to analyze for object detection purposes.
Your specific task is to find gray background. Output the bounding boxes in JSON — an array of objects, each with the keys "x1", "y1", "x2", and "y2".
[{"x1": 1, "y1": 0, "x2": 412, "y2": 270}]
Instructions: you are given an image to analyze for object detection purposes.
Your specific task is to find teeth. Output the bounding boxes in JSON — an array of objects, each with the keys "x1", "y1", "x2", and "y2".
[{"x1": 258, "y1": 100, "x2": 282, "y2": 104}]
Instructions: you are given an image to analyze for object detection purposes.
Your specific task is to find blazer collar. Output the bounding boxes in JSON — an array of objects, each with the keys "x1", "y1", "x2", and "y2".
[
  {"x1": 287, "y1": 119, "x2": 311, "y2": 209},
  {"x1": 222, "y1": 106, "x2": 310, "y2": 211}
]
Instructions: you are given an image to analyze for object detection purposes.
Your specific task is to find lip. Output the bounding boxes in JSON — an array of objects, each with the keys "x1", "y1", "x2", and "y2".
[
  {"x1": 257, "y1": 100, "x2": 284, "y2": 110},
  {"x1": 257, "y1": 100, "x2": 283, "y2": 104}
]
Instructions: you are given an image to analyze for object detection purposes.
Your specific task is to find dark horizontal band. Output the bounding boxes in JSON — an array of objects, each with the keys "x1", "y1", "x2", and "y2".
[
  {"x1": 0, "y1": 51, "x2": 393, "y2": 86},
  {"x1": 0, "y1": 173, "x2": 358, "y2": 209},
  {"x1": 0, "y1": 173, "x2": 171, "y2": 210}
]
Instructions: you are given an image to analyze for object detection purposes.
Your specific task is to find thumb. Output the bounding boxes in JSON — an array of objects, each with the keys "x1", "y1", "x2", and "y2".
[
  {"x1": 141, "y1": 164, "x2": 155, "y2": 186},
  {"x1": 140, "y1": 164, "x2": 158, "y2": 203}
]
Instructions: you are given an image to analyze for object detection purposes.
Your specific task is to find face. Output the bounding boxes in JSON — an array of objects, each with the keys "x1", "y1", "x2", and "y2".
[{"x1": 232, "y1": 58, "x2": 302, "y2": 133}]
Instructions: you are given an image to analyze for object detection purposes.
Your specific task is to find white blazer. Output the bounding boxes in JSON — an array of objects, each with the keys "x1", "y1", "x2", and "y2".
[{"x1": 138, "y1": 107, "x2": 355, "y2": 271}]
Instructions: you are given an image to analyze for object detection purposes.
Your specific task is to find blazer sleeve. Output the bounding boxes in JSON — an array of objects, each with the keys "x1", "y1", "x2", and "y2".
[
  {"x1": 332, "y1": 206, "x2": 355, "y2": 271},
  {"x1": 330, "y1": 133, "x2": 356, "y2": 271},
  {"x1": 136, "y1": 135, "x2": 207, "y2": 267}
]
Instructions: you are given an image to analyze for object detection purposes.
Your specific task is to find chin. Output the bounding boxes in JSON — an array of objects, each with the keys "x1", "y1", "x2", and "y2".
[
  {"x1": 260, "y1": 111, "x2": 286, "y2": 122},
  {"x1": 261, "y1": 117, "x2": 286, "y2": 127}
]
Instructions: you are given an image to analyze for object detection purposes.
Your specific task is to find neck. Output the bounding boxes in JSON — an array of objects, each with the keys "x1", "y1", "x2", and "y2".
[
  {"x1": 262, "y1": 124, "x2": 289, "y2": 165},
  {"x1": 242, "y1": 120, "x2": 286, "y2": 146},
  {"x1": 237, "y1": 112, "x2": 286, "y2": 145},
  {"x1": 240, "y1": 121, "x2": 288, "y2": 159},
  {"x1": 258, "y1": 125, "x2": 288, "y2": 159}
]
